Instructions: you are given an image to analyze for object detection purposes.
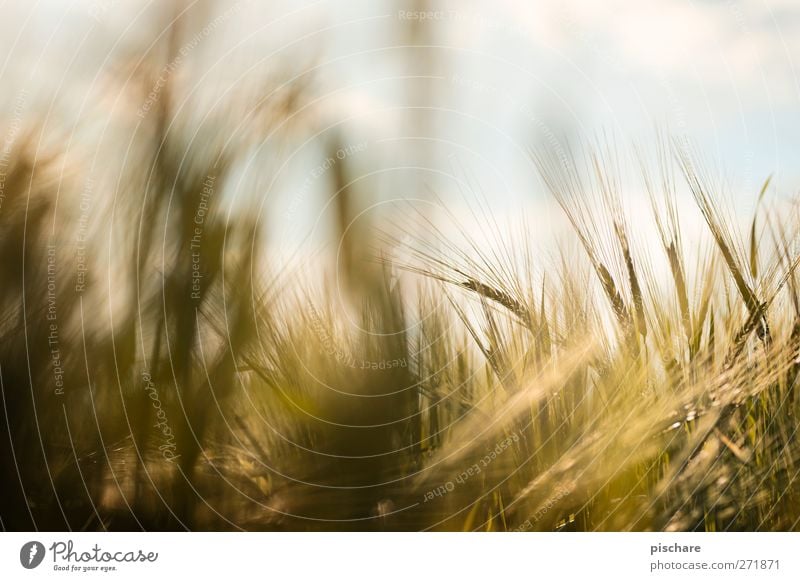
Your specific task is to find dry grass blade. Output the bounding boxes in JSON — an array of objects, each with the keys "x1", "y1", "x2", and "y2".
[
  {"x1": 749, "y1": 175, "x2": 772, "y2": 279},
  {"x1": 532, "y1": 145, "x2": 635, "y2": 337},
  {"x1": 675, "y1": 143, "x2": 771, "y2": 346},
  {"x1": 461, "y1": 277, "x2": 532, "y2": 328}
]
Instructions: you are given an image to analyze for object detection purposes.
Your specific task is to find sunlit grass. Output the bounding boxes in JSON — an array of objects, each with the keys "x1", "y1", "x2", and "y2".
[{"x1": 2, "y1": 52, "x2": 799, "y2": 530}]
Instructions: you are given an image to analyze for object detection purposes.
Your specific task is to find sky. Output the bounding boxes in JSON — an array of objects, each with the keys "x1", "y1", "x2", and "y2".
[{"x1": 2, "y1": 0, "x2": 799, "y2": 261}]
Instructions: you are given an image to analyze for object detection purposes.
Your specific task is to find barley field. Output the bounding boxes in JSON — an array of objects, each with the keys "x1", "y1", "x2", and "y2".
[{"x1": 1, "y1": 1, "x2": 799, "y2": 533}]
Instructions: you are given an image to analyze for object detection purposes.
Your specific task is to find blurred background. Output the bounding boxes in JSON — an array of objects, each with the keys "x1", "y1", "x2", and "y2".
[
  {"x1": 2, "y1": 0, "x2": 800, "y2": 532},
  {"x1": 3, "y1": 0, "x2": 799, "y2": 257}
]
